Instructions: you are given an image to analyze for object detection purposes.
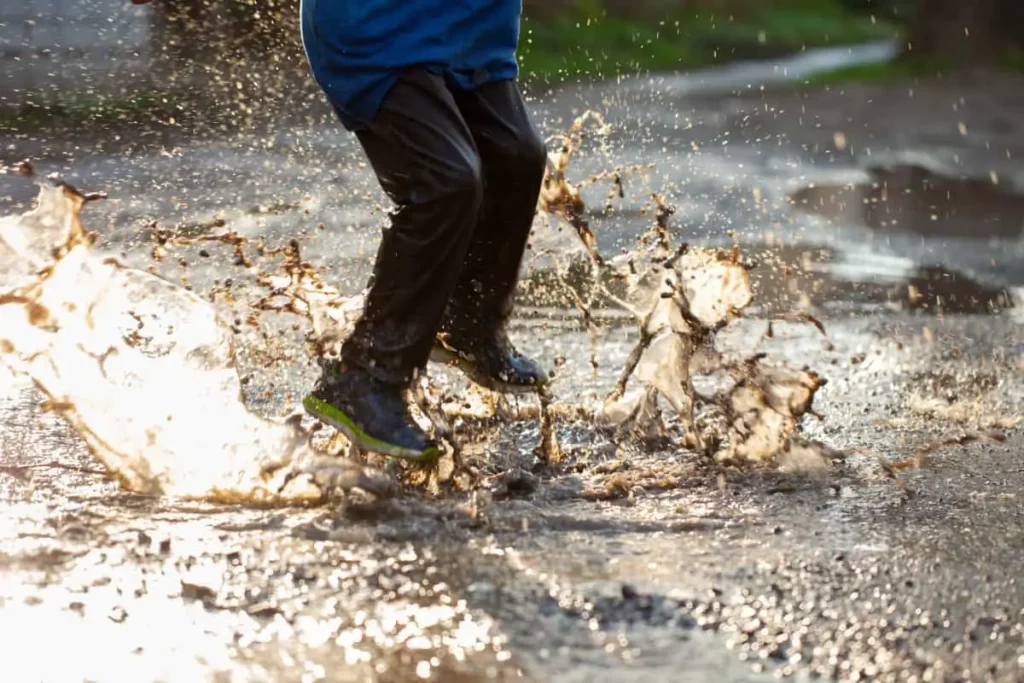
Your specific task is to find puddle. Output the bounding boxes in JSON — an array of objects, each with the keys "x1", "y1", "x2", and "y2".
[
  {"x1": 4, "y1": 51, "x2": 1024, "y2": 679},
  {"x1": 0, "y1": 113, "x2": 844, "y2": 507},
  {"x1": 790, "y1": 164, "x2": 1024, "y2": 239},
  {"x1": 0, "y1": 174, "x2": 387, "y2": 503}
]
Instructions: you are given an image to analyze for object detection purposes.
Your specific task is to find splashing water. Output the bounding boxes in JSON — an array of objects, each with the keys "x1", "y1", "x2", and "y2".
[
  {"x1": 0, "y1": 171, "x2": 389, "y2": 502},
  {"x1": 535, "y1": 113, "x2": 832, "y2": 467},
  {"x1": 0, "y1": 111, "x2": 837, "y2": 503}
]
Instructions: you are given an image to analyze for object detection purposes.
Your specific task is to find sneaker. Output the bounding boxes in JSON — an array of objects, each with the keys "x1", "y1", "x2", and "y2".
[
  {"x1": 429, "y1": 330, "x2": 549, "y2": 394},
  {"x1": 302, "y1": 364, "x2": 440, "y2": 462}
]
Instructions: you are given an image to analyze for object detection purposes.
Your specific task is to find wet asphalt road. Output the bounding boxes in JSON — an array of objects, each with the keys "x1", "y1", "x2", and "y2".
[
  {"x1": 1, "y1": 308, "x2": 1022, "y2": 682},
  {"x1": 2, "y1": 46, "x2": 1024, "y2": 682}
]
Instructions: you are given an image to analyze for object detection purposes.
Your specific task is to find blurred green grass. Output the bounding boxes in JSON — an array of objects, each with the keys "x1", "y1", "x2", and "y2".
[
  {"x1": 800, "y1": 57, "x2": 953, "y2": 86},
  {"x1": 518, "y1": 0, "x2": 900, "y2": 82}
]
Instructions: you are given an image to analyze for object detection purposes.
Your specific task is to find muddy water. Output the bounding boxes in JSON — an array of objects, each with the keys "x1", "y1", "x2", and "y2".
[
  {"x1": 2, "y1": 46, "x2": 1024, "y2": 682},
  {"x1": 2, "y1": 306, "x2": 1021, "y2": 681}
]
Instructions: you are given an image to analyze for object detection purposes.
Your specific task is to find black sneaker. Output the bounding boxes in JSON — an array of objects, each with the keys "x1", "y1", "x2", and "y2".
[
  {"x1": 429, "y1": 330, "x2": 549, "y2": 394},
  {"x1": 302, "y1": 364, "x2": 440, "y2": 462}
]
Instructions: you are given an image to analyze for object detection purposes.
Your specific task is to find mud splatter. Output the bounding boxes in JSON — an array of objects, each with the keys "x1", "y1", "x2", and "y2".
[
  {"x1": 0, "y1": 113, "x2": 841, "y2": 504},
  {"x1": 0, "y1": 175, "x2": 390, "y2": 503},
  {"x1": 534, "y1": 112, "x2": 834, "y2": 470}
]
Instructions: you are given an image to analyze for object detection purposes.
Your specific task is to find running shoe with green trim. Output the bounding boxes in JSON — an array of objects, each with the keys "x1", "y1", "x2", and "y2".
[{"x1": 302, "y1": 364, "x2": 439, "y2": 462}]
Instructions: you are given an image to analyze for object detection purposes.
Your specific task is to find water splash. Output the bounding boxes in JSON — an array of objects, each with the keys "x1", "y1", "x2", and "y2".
[
  {"x1": 535, "y1": 113, "x2": 833, "y2": 469},
  {"x1": 0, "y1": 111, "x2": 839, "y2": 503},
  {"x1": 0, "y1": 169, "x2": 389, "y2": 502}
]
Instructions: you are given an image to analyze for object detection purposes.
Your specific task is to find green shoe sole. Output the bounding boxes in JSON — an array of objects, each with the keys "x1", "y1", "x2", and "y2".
[
  {"x1": 302, "y1": 394, "x2": 440, "y2": 463},
  {"x1": 429, "y1": 346, "x2": 547, "y2": 395}
]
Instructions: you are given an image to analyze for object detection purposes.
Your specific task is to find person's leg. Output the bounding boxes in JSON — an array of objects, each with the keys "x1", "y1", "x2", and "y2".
[
  {"x1": 430, "y1": 80, "x2": 550, "y2": 392},
  {"x1": 305, "y1": 69, "x2": 483, "y2": 460},
  {"x1": 443, "y1": 80, "x2": 547, "y2": 338}
]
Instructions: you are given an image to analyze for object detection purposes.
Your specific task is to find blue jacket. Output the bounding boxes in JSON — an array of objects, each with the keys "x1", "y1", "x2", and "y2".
[{"x1": 301, "y1": 0, "x2": 522, "y2": 131}]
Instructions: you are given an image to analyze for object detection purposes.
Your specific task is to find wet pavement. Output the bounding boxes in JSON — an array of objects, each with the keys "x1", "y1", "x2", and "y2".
[{"x1": 2, "y1": 45, "x2": 1024, "y2": 682}]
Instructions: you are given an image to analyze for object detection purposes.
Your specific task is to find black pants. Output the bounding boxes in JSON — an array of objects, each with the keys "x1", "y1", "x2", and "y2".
[{"x1": 339, "y1": 69, "x2": 547, "y2": 386}]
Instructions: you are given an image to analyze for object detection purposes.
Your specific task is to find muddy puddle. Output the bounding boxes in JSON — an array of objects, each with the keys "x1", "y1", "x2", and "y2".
[
  {"x1": 3, "y1": 51, "x2": 1024, "y2": 681},
  {"x1": 783, "y1": 163, "x2": 1023, "y2": 315},
  {"x1": 3, "y1": 302, "x2": 1021, "y2": 681},
  {"x1": 790, "y1": 164, "x2": 1024, "y2": 240},
  {"x1": 1, "y1": 108, "x2": 850, "y2": 505}
]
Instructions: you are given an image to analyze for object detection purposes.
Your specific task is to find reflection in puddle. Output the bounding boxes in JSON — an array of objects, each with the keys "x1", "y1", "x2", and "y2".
[
  {"x1": 900, "y1": 265, "x2": 1016, "y2": 314},
  {"x1": 730, "y1": 245, "x2": 1015, "y2": 316},
  {"x1": 790, "y1": 164, "x2": 1024, "y2": 239}
]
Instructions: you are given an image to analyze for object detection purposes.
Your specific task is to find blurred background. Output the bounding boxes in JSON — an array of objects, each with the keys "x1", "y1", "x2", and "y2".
[{"x1": 1, "y1": 0, "x2": 1022, "y2": 130}]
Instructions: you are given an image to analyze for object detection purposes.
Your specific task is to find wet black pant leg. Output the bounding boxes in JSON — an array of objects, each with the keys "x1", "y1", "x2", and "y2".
[
  {"x1": 442, "y1": 80, "x2": 548, "y2": 338},
  {"x1": 340, "y1": 70, "x2": 483, "y2": 385}
]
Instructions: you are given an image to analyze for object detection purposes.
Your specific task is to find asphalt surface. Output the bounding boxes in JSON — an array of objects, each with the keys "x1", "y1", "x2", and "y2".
[{"x1": 1, "y1": 45, "x2": 1023, "y2": 682}]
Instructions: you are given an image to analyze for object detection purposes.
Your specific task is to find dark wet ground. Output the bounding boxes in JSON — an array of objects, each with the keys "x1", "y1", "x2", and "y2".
[
  {"x1": 2, "y1": 308, "x2": 1022, "y2": 682},
  {"x1": 2, "y1": 46, "x2": 1024, "y2": 682}
]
